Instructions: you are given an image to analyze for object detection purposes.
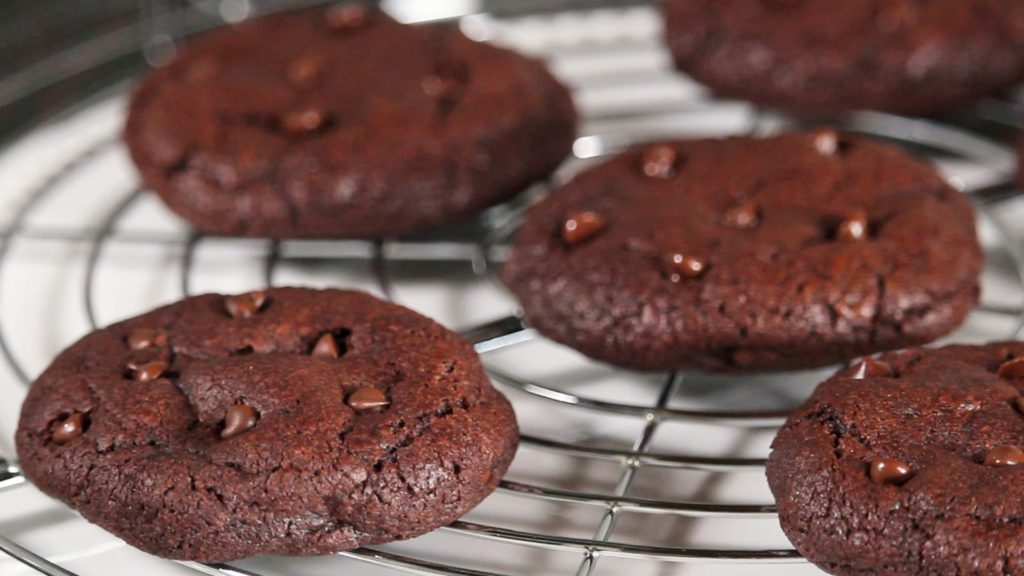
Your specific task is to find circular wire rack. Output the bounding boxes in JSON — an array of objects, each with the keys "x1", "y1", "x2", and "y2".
[{"x1": 1, "y1": 1, "x2": 1024, "y2": 575}]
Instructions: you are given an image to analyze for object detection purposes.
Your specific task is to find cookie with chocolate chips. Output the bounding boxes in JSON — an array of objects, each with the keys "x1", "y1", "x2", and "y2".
[
  {"x1": 501, "y1": 132, "x2": 981, "y2": 372},
  {"x1": 768, "y1": 343, "x2": 1024, "y2": 576},
  {"x1": 15, "y1": 288, "x2": 517, "y2": 561},
  {"x1": 124, "y1": 5, "x2": 576, "y2": 237},
  {"x1": 664, "y1": 0, "x2": 1024, "y2": 116}
]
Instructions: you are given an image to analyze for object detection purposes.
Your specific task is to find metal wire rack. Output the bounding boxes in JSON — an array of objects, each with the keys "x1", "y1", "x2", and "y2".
[{"x1": 0, "y1": 1, "x2": 1023, "y2": 575}]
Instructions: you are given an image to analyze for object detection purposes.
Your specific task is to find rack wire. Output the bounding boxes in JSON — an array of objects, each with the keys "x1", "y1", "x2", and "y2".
[{"x1": 0, "y1": 1, "x2": 1022, "y2": 575}]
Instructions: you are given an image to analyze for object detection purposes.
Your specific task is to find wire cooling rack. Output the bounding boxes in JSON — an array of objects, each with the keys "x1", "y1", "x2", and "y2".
[{"x1": 1, "y1": 1, "x2": 1024, "y2": 575}]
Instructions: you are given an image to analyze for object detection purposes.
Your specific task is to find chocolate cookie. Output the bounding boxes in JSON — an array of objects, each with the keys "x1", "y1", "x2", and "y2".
[
  {"x1": 664, "y1": 0, "x2": 1024, "y2": 116},
  {"x1": 124, "y1": 5, "x2": 576, "y2": 238},
  {"x1": 15, "y1": 288, "x2": 517, "y2": 562},
  {"x1": 501, "y1": 131, "x2": 982, "y2": 372},
  {"x1": 768, "y1": 343, "x2": 1024, "y2": 575}
]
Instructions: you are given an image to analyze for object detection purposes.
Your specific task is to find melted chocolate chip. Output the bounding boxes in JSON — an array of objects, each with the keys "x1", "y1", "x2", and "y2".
[
  {"x1": 52, "y1": 412, "x2": 87, "y2": 445},
  {"x1": 221, "y1": 404, "x2": 259, "y2": 439},
  {"x1": 722, "y1": 200, "x2": 760, "y2": 230},
  {"x1": 836, "y1": 211, "x2": 869, "y2": 241},
  {"x1": 869, "y1": 459, "x2": 912, "y2": 485},
  {"x1": 129, "y1": 361, "x2": 169, "y2": 383},
  {"x1": 325, "y1": 4, "x2": 369, "y2": 30},
  {"x1": 347, "y1": 387, "x2": 390, "y2": 412},
  {"x1": 127, "y1": 328, "x2": 166, "y2": 351},
  {"x1": 852, "y1": 357, "x2": 894, "y2": 380},
  {"x1": 287, "y1": 55, "x2": 323, "y2": 88},
  {"x1": 664, "y1": 252, "x2": 708, "y2": 282},
  {"x1": 1015, "y1": 396, "x2": 1024, "y2": 414},
  {"x1": 641, "y1": 145, "x2": 680, "y2": 179},
  {"x1": 811, "y1": 129, "x2": 839, "y2": 156},
  {"x1": 997, "y1": 357, "x2": 1024, "y2": 379},
  {"x1": 984, "y1": 445, "x2": 1024, "y2": 466},
  {"x1": 562, "y1": 211, "x2": 606, "y2": 246},
  {"x1": 312, "y1": 333, "x2": 340, "y2": 358},
  {"x1": 225, "y1": 291, "x2": 267, "y2": 319},
  {"x1": 282, "y1": 108, "x2": 327, "y2": 134}
]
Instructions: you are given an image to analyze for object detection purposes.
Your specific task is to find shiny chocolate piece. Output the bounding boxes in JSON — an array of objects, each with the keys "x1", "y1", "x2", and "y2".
[
  {"x1": 641, "y1": 145, "x2": 679, "y2": 179},
  {"x1": 127, "y1": 328, "x2": 165, "y2": 350},
  {"x1": 52, "y1": 412, "x2": 87, "y2": 445},
  {"x1": 287, "y1": 55, "x2": 323, "y2": 87},
  {"x1": 561, "y1": 211, "x2": 606, "y2": 246},
  {"x1": 282, "y1": 108, "x2": 327, "y2": 134},
  {"x1": 225, "y1": 291, "x2": 267, "y2": 319},
  {"x1": 869, "y1": 459, "x2": 912, "y2": 485},
  {"x1": 664, "y1": 252, "x2": 708, "y2": 282},
  {"x1": 1015, "y1": 396, "x2": 1024, "y2": 414},
  {"x1": 722, "y1": 200, "x2": 760, "y2": 230},
  {"x1": 312, "y1": 333, "x2": 340, "y2": 358},
  {"x1": 325, "y1": 3, "x2": 369, "y2": 30},
  {"x1": 836, "y1": 211, "x2": 869, "y2": 241},
  {"x1": 985, "y1": 444, "x2": 1024, "y2": 466},
  {"x1": 129, "y1": 361, "x2": 169, "y2": 383},
  {"x1": 347, "y1": 387, "x2": 390, "y2": 411},
  {"x1": 996, "y1": 357, "x2": 1024, "y2": 379},
  {"x1": 221, "y1": 404, "x2": 259, "y2": 439},
  {"x1": 852, "y1": 357, "x2": 894, "y2": 380},
  {"x1": 811, "y1": 129, "x2": 839, "y2": 156}
]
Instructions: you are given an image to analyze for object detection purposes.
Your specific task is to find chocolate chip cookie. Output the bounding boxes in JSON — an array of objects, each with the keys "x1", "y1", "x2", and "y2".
[
  {"x1": 124, "y1": 5, "x2": 576, "y2": 238},
  {"x1": 664, "y1": 0, "x2": 1024, "y2": 116},
  {"x1": 768, "y1": 343, "x2": 1024, "y2": 576},
  {"x1": 501, "y1": 131, "x2": 982, "y2": 372},
  {"x1": 16, "y1": 288, "x2": 518, "y2": 561}
]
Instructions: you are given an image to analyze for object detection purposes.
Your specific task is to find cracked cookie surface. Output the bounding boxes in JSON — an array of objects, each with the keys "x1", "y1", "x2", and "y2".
[
  {"x1": 124, "y1": 6, "x2": 576, "y2": 238},
  {"x1": 16, "y1": 287, "x2": 518, "y2": 561},
  {"x1": 768, "y1": 343, "x2": 1024, "y2": 576},
  {"x1": 501, "y1": 132, "x2": 981, "y2": 372},
  {"x1": 664, "y1": 0, "x2": 1024, "y2": 116}
]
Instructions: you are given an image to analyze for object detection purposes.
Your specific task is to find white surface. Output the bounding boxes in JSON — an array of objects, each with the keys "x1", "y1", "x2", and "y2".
[{"x1": 1, "y1": 5, "x2": 1023, "y2": 576}]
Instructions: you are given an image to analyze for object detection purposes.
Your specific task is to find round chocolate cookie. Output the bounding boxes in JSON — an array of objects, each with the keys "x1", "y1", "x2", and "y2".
[
  {"x1": 16, "y1": 288, "x2": 517, "y2": 562},
  {"x1": 124, "y1": 5, "x2": 576, "y2": 238},
  {"x1": 664, "y1": 0, "x2": 1024, "y2": 116},
  {"x1": 768, "y1": 343, "x2": 1024, "y2": 575},
  {"x1": 501, "y1": 132, "x2": 982, "y2": 372}
]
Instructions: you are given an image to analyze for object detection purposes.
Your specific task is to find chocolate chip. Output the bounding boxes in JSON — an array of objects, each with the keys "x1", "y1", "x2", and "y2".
[
  {"x1": 997, "y1": 357, "x2": 1024, "y2": 379},
  {"x1": 287, "y1": 55, "x2": 323, "y2": 88},
  {"x1": 347, "y1": 387, "x2": 390, "y2": 412},
  {"x1": 562, "y1": 211, "x2": 606, "y2": 245},
  {"x1": 312, "y1": 333, "x2": 340, "y2": 358},
  {"x1": 811, "y1": 129, "x2": 839, "y2": 156},
  {"x1": 641, "y1": 145, "x2": 679, "y2": 179},
  {"x1": 325, "y1": 3, "x2": 369, "y2": 30},
  {"x1": 52, "y1": 412, "x2": 88, "y2": 445},
  {"x1": 722, "y1": 200, "x2": 760, "y2": 230},
  {"x1": 663, "y1": 252, "x2": 708, "y2": 282},
  {"x1": 1015, "y1": 396, "x2": 1024, "y2": 414},
  {"x1": 221, "y1": 404, "x2": 258, "y2": 439},
  {"x1": 984, "y1": 445, "x2": 1024, "y2": 466},
  {"x1": 127, "y1": 328, "x2": 166, "y2": 351},
  {"x1": 225, "y1": 291, "x2": 267, "y2": 319},
  {"x1": 282, "y1": 108, "x2": 327, "y2": 134},
  {"x1": 836, "y1": 211, "x2": 869, "y2": 241},
  {"x1": 129, "y1": 360, "x2": 169, "y2": 383},
  {"x1": 183, "y1": 58, "x2": 218, "y2": 83},
  {"x1": 869, "y1": 459, "x2": 912, "y2": 485},
  {"x1": 852, "y1": 357, "x2": 894, "y2": 380}
]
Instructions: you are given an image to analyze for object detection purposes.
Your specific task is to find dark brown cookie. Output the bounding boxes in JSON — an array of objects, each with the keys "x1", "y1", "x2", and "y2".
[
  {"x1": 124, "y1": 5, "x2": 576, "y2": 238},
  {"x1": 15, "y1": 288, "x2": 518, "y2": 562},
  {"x1": 664, "y1": 0, "x2": 1024, "y2": 116},
  {"x1": 501, "y1": 132, "x2": 982, "y2": 372},
  {"x1": 768, "y1": 343, "x2": 1024, "y2": 576}
]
